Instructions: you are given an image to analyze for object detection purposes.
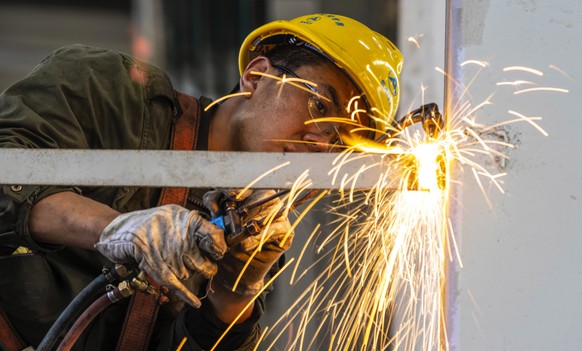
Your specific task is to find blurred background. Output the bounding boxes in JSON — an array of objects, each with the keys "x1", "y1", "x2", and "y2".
[{"x1": 0, "y1": 0, "x2": 399, "y2": 97}]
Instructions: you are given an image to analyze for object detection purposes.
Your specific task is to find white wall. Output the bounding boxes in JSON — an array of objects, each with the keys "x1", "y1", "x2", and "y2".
[
  {"x1": 442, "y1": 1, "x2": 582, "y2": 350},
  {"x1": 398, "y1": 0, "x2": 446, "y2": 114}
]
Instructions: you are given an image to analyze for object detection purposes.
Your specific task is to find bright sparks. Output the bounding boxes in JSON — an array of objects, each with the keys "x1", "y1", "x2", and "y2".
[
  {"x1": 205, "y1": 61, "x2": 561, "y2": 350},
  {"x1": 252, "y1": 112, "x2": 452, "y2": 351},
  {"x1": 413, "y1": 143, "x2": 445, "y2": 192}
]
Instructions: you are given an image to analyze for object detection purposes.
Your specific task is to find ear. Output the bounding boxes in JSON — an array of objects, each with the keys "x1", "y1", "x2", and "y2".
[{"x1": 239, "y1": 56, "x2": 271, "y2": 94}]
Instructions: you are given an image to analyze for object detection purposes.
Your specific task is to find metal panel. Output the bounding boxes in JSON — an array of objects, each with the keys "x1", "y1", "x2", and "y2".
[{"x1": 448, "y1": 1, "x2": 582, "y2": 350}]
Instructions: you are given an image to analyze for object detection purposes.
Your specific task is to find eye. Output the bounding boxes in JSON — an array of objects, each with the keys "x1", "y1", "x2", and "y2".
[{"x1": 308, "y1": 96, "x2": 328, "y2": 118}]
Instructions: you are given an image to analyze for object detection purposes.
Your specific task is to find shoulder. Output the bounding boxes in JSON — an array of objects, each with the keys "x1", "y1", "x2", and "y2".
[
  {"x1": 36, "y1": 44, "x2": 176, "y2": 101},
  {"x1": 40, "y1": 44, "x2": 166, "y2": 80},
  {"x1": 41, "y1": 44, "x2": 141, "y2": 68},
  {"x1": 42, "y1": 44, "x2": 120, "y2": 60},
  {"x1": 38, "y1": 44, "x2": 132, "y2": 74}
]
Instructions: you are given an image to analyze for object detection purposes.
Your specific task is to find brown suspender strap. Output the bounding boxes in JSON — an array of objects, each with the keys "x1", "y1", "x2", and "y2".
[
  {"x1": 157, "y1": 91, "x2": 201, "y2": 207},
  {"x1": 116, "y1": 92, "x2": 201, "y2": 351},
  {"x1": 0, "y1": 308, "x2": 27, "y2": 351}
]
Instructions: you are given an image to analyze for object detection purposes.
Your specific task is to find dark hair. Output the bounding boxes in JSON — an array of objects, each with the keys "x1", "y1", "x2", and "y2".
[
  {"x1": 229, "y1": 44, "x2": 329, "y2": 94},
  {"x1": 264, "y1": 45, "x2": 329, "y2": 72}
]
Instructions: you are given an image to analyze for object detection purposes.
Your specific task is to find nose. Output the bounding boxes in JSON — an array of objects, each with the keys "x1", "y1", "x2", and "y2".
[{"x1": 302, "y1": 131, "x2": 336, "y2": 152}]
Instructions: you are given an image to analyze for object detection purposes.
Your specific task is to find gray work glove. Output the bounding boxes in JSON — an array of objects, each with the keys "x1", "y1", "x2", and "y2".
[
  {"x1": 203, "y1": 189, "x2": 294, "y2": 295},
  {"x1": 95, "y1": 204, "x2": 227, "y2": 308}
]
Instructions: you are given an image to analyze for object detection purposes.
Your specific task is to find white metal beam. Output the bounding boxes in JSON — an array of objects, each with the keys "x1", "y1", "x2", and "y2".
[{"x1": 0, "y1": 149, "x2": 396, "y2": 189}]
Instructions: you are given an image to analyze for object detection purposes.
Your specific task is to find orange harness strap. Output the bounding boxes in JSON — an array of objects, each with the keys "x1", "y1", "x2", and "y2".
[
  {"x1": 0, "y1": 308, "x2": 27, "y2": 351},
  {"x1": 156, "y1": 92, "x2": 201, "y2": 206},
  {"x1": 116, "y1": 92, "x2": 200, "y2": 351}
]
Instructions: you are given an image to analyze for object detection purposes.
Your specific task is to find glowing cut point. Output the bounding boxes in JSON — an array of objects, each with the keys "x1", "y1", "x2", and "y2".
[{"x1": 412, "y1": 143, "x2": 443, "y2": 192}]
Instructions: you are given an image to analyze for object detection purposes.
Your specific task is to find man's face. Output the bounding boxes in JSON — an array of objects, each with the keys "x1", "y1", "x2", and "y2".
[{"x1": 232, "y1": 60, "x2": 366, "y2": 152}]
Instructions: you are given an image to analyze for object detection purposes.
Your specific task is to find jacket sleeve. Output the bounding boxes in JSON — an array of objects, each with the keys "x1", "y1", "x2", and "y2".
[
  {"x1": 0, "y1": 185, "x2": 80, "y2": 253},
  {"x1": 0, "y1": 44, "x2": 177, "y2": 252}
]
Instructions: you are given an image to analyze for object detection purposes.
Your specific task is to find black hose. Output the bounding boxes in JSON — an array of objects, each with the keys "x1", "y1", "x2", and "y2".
[{"x1": 36, "y1": 274, "x2": 108, "y2": 351}]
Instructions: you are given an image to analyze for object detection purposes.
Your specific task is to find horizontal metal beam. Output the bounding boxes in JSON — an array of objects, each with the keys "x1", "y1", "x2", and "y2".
[{"x1": 0, "y1": 149, "x2": 398, "y2": 189}]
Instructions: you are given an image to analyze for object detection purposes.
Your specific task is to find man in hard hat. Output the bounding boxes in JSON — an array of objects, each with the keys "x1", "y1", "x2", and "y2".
[{"x1": 0, "y1": 14, "x2": 402, "y2": 351}]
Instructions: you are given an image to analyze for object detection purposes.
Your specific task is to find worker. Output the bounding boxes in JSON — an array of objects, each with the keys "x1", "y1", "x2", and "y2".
[{"x1": 0, "y1": 13, "x2": 402, "y2": 351}]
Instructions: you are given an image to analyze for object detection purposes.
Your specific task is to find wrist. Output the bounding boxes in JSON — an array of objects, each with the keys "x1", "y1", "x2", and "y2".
[
  {"x1": 185, "y1": 287, "x2": 263, "y2": 350},
  {"x1": 206, "y1": 279, "x2": 255, "y2": 324}
]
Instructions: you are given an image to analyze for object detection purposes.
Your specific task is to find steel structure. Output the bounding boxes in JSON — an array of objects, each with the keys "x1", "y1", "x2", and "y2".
[{"x1": 0, "y1": 149, "x2": 396, "y2": 189}]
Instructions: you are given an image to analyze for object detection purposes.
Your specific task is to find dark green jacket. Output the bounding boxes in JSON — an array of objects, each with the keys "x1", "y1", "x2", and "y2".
[{"x1": 0, "y1": 45, "x2": 261, "y2": 351}]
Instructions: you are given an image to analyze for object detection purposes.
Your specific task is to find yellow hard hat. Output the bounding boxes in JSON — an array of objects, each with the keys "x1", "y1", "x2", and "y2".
[{"x1": 239, "y1": 13, "x2": 403, "y2": 138}]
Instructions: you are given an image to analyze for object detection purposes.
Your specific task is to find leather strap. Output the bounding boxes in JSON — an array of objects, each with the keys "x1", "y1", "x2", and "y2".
[
  {"x1": 0, "y1": 308, "x2": 27, "y2": 351},
  {"x1": 157, "y1": 92, "x2": 201, "y2": 206},
  {"x1": 116, "y1": 92, "x2": 201, "y2": 351}
]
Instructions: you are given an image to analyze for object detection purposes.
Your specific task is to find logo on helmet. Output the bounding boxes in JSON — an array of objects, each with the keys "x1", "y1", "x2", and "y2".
[
  {"x1": 300, "y1": 16, "x2": 321, "y2": 24},
  {"x1": 381, "y1": 70, "x2": 398, "y2": 98},
  {"x1": 300, "y1": 14, "x2": 345, "y2": 27},
  {"x1": 379, "y1": 70, "x2": 399, "y2": 112}
]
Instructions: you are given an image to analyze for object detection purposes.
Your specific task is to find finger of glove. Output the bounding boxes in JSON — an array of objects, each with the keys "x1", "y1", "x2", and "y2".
[
  {"x1": 230, "y1": 188, "x2": 252, "y2": 201},
  {"x1": 183, "y1": 251, "x2": 218, "y2": 278},
  {"x1": 244, "y1": 190, "x2": 284, "y2": 221},
  {"x1": 140, "y1": 261, "x2": 202, "y2": 308},
  {"x1": 216, "y1": 239, "x2": 287, "y2": 295},
  {"x1": 239, "y1": 218, "x2": 293, "y2": 252},
  {"x1": 202, "y1": 190, "x2": 227, "y2": 217},
  {"x1": 189, "y1": 212, "x2": 228, "y2": 260}
]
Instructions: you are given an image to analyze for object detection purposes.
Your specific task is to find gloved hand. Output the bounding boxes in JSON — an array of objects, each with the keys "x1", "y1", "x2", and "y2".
[
  {"x1": 203, "y1": 189, "x2": 294, "y2": 295},
  {"x1": 95, "y1": 204, "x2": 227, "y2": 308}
]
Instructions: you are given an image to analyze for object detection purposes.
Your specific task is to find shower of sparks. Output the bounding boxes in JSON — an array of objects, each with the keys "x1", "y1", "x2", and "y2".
[
  {"x1": 513, "y1": 86, "x2": 569, "y2": 95},
  {"x1": 203, "y1": 92, "x2": 252, "y2": 111},
  {"x1": 205, "y1": 61, "x2": 560, "y2": 350},
  {"x1": 460, "y1": 60, "x2": 489, "y2": 68},
  {"x1": 279, "y1": 130, "x2": 450, "y2": 351},
  {"x1": 407, "y1": 34, "x2": 423, "y2": 49},
  {"x1": 549, "y1": 64, "x2": 574, "y2": 81},
  {"x1": 175, "y1": 337, "x2": 187, "y2": 351},
  {"x1": 496, "y1": 80, "x2": 535, "y2": 87},
  {"x1": 502, "y1": 66, "x2": 544, "y2": 76}
]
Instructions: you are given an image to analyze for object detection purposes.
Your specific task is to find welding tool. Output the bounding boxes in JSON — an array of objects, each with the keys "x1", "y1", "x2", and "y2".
[
  {"x1": 383, "y1": 103, "x2": 447, "y2": 191},
  {"x1": 209, "y1": 189, "x2": 316, "y2": 247},
  {"x1": 396, "y1": 103, "x2": 444, "y2": 139},
  {"x1": 377, "y1": 103, "x2": 445, "y2": 142},
  {"x1": 209, "y1": 190, "x2": 286, "y2": 247}
]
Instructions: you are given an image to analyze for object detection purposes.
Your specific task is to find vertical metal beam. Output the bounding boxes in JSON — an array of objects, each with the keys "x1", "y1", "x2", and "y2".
[{"x1": 443, "y1": 0, "x2": 462, "y2": 349}]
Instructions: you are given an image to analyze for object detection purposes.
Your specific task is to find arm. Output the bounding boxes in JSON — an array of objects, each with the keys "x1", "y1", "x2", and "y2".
[
  {"x1": 31, "y1": 192, "x2": 256, "y2": 324},
  {"x1": 29, "y1": 191, "x2": 119, "y2": 249},
  {"x1": 206, "y1": 281, "x2": 255, "y2": 324}
]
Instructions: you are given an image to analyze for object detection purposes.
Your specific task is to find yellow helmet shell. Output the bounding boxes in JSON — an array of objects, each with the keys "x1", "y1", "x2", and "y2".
[{"x1": 239, "y1": 13, "x2": 404, "y2": 137}]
